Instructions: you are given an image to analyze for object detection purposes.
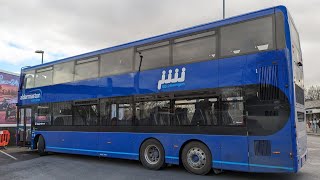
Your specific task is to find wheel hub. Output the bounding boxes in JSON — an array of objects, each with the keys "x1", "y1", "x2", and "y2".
[
  {"x1": 144, "y1": 145, "x2": 160, "y2": 165},
  {"x1": 187, "y1": 147, "x2": 206, "y2": 169}
]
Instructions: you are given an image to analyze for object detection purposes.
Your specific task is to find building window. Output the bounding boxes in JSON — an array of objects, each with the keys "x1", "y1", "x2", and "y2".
[
  {"x1": 297, "y1": 112, "x2": 305, "y2": 122},
  {"x1": 74, "y1": 57, "x2": 99, "y2": 81},
  {"x1": 100, "y1": 48, "x2": 133, "y2": 77}
]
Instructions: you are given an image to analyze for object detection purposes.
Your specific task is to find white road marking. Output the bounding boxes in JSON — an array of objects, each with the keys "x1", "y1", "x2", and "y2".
[
  {"x1": 0, "y1": 150, "x2": 18, "y2": 160},
  {"x1": 311, "y1": 142, "x2": 320, "y2": 145}
]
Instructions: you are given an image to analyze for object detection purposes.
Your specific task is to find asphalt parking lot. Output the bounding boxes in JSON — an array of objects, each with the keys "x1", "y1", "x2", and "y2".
[
  {"x1": 0, "y1": 136, "x2": 319, "y2": 180},
  {"x1": 0, "y1": 147, "x2": 38, "y2": 165}
]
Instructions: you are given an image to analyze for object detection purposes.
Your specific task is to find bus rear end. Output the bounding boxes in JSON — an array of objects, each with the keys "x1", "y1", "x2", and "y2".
[{"x1": 289, "y1": 13, "x2": 307, "y2": 171}]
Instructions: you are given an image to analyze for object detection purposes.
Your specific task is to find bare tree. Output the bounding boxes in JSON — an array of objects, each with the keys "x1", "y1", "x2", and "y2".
[{"x1": 306, "y1": 85, "x2": 320, "y2": 101}]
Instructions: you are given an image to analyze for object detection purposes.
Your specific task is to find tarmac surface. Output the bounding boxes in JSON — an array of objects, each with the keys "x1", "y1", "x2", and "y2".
[{"x1": 0, "y1": 135, "x2": 319, "y2": 180}]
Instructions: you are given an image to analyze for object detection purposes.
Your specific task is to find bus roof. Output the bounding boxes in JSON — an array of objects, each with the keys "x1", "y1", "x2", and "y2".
[{"x1": 22, "y1": 5, "x2": 287, "y2": 72}]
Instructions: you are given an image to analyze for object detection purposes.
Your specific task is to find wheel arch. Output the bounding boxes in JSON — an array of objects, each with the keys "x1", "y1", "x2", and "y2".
[{"x1": 33, "y1": 134, "x2": 42, "y2": 149}]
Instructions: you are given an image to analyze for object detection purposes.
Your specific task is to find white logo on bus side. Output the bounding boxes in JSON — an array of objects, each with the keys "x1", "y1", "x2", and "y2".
[{"x1": 157, "y1": 67, "x2": 186, "y2": 90}]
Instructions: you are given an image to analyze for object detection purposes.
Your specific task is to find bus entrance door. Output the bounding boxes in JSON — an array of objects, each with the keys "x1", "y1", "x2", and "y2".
[{"x1": 17, "y1": 107, "x2": 32, "y2": 146}]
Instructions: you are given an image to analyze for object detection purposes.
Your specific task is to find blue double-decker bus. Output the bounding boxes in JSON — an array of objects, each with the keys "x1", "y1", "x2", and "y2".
[{"x1": 17, "y1": 6, "x2": 306, "y2": 175}]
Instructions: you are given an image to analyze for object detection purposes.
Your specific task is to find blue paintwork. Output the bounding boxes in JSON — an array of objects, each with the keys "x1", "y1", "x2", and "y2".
[
  {"x1": 22, "y1": 6, "x2": 307, "y2": 173},
  {"x1": 19, "y1": 51, "x2": 285, "y2": 106}
]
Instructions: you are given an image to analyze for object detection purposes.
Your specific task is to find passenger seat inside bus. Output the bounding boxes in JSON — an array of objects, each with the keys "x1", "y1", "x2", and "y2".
[
  {"x1": 191, "y1": 100, "x2": 216, "y2": 125},
  {"x1": 175, "y1": 108, "x2": 189, "y2": 125},
  {"x1": 54, "y1": 117, "x2": 64, "y2": 126}
]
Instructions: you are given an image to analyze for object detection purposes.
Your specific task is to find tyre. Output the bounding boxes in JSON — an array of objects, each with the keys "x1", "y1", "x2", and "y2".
[
  {"x1": 182, "y1": 141, "x2": 212, "y2": 175},
  {"x1": 37, "y1": 135, "x2": 48, "y2": 156},
  {"x1": 140, "y1": 139, "x2": 165, "y2": 170}
]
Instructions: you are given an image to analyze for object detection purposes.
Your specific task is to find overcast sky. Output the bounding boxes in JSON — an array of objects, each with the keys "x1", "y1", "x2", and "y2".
[{"x1": 0, "y1": 0, "x2": 318, "y2": 87}]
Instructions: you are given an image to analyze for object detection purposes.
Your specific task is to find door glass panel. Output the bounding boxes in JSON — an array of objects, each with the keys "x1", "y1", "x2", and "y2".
[
  {"x1": 18, "y1": 109, "x2": 25, "y2": 143},
  {"x1": 17, "y1": 108, "x2": 32, "y2": 145},
  {"x1": 25, "y1": 108, "x2": 32, "y2": 144}
]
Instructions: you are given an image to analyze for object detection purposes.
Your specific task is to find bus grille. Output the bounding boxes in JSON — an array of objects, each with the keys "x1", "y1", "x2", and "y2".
[
  {"x1": 254, "y1": 140, "x2": 271, "y2": 156},
  {"x1": 258, "y1": 65, "x2": 279, "y2": 100}
]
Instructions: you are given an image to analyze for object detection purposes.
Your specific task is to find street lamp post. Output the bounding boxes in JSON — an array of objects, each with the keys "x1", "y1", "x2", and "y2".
[
  {"x1": 35, "y1": 50, "x2": 44, "y2": 64},
  {"x1": 223, "y1": 0, "x2": 225, "y2": 19}
]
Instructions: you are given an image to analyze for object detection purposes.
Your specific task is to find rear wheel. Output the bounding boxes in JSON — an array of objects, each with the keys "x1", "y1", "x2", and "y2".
[
  {"x1": 37, "y1": 135, "x2": 48, "y2": 156},
  {"x1": 140, "y1": 139, "x2": 165, "y2": 170},
  {"x1": 182, "y1": 141, "x2": 212, "y2": 175}
]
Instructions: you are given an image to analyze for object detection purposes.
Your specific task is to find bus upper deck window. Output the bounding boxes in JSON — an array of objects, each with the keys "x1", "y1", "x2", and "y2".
[
  {"x1": 221, "y1": 16, "x2": 274, "y2": 57},
  {"x1": 24, "y1": 70, "x2": 35, "y2": 89},
  {"x1": 35, "y1": 66, "x2": 53, "y2": 88},
  {"x1": 173, "y1": 31, "x2": 217, "y2": 65},
  {"x1": 75, "y1": 57, "x2": 99, "y2": 81},
  {"x1": 135, "y1": 41, "x2": 170, "y2": 71}
]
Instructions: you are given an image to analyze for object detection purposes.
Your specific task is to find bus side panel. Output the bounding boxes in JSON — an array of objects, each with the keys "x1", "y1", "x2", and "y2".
[
  {"x1": 217, "y1": 136, "x2": 249, "y2": 172},
  {"x1": 247, "y1": 123, "x2": 294, "y2": 173},
  {"x1": 36, "y1": 130, "x2": 296, "y2": 173},
  {"x1": 98, "y1": 132, "x2": 138, "y2": 160},
  {"x1": 37, "y1": 131, "x2": 253, "y2": 172},
  {"x1": 72, "y1": 131, "x2": 100, "y2": 156},
  {"x1": 219, "y1": 56, "x2": 245, "y2": 87},
  {"x1": 34, "y1": 131, "x2": 61, "y2": 151}
]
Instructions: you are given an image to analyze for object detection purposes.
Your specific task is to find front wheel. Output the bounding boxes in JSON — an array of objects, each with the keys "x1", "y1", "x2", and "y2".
[
  {"x1": 140, "y1": 139, "x2": 165, "y2": 170},
  {"x1": 182, "y1": 141, "x2": 212, "y2": 175},
  {"x1": 37, "y1": 135, "x2": 48, "y2": 156}
]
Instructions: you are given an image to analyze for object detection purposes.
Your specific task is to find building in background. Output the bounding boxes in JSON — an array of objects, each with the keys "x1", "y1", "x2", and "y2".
[
  {"x1": 0, "y1": 69, "x2": 19, "y2": 145},
  {"x1": 306, "y1": 100, "x2": 320, "y2": 134}
]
